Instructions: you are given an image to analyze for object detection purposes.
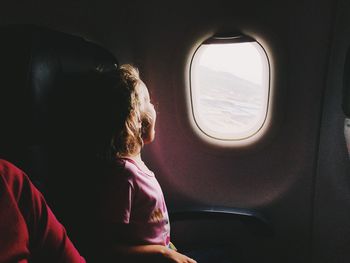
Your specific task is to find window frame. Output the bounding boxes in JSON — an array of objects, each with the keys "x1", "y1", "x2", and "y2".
[{"x1": 188, "y1": 34, "x2": 271, "y2": 143}]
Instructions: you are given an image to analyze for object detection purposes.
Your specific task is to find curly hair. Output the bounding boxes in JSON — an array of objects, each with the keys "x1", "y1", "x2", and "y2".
[{"x1": 112, "y1": 64, "x2": 144, "y2": 157}]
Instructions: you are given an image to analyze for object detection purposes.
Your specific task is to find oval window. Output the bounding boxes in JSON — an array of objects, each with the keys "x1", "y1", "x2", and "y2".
[{"x1": 190, "y1": 36, "x2": 270, "y2": 140}]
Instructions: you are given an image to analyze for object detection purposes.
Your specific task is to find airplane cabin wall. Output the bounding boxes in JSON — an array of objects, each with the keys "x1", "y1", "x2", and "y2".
[{"x1": 129, "y1": 1, "x2": 336, "y2": 262}]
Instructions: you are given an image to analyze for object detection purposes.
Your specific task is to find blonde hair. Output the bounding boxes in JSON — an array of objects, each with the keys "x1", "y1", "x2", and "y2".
[{"x1": 112, "y1": 64, "x2": 144, "y2": 157}]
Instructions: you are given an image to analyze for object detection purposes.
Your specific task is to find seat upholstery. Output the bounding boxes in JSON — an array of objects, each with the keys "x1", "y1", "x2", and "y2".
[
  {"x1": 0, "y1": 24, "x2": 118, "y2": 185},
  {"x1": 343, "y1": 48, "x2": 350, "y2": 156},
  {"x1": 0, "y1": 25, "x2": 119, "y2": 260},
  {"x1": 343, "y1": 48, "x2": 350, "y2": 117}
]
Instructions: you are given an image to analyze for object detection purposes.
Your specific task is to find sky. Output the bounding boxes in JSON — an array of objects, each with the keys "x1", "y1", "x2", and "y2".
[{"x1": 195, "y1": 42, "x2": 268, "y2": 85}]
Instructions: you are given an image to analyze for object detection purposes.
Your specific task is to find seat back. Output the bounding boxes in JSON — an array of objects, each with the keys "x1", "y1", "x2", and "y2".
[
  {"x1": 0, "y1": 25, "x2": 119, "y2": 259},
  {"x1": 343, "y1": 47, "x2": 350, "y2": 156},
  {"x1": 0, "y1": 24, "x2": 118, "y2": 186}
]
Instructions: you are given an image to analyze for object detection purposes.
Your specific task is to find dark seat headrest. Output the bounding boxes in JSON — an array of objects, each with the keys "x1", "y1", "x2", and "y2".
[
  {"x1": 343, "y1": 47, "x2": 350, "y2": 117},
  {"x1": 0, "y1": 24, "x2": 118, "y2": 149}
]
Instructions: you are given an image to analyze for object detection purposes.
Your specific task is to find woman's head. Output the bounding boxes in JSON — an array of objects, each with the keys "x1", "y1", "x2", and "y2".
[{"x1": 112, "y1": 64, "x2": 156, "y2": 157}]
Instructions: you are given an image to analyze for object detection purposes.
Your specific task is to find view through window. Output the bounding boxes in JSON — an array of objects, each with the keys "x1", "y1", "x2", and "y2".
[{"x1": 190, "y1": 38, "x2": 270, "y2": 140}]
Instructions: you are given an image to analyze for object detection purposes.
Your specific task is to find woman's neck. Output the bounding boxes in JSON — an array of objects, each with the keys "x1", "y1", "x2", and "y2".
[
  {"x1": 120, "y1": 152, "x2": 143, "y2": 166},
  {"x1": 123, "y1": 153, "x2": 153, "y2": 174},
  {"x1": 128, "y1": 153, "x2": 142, "y2": 163}
]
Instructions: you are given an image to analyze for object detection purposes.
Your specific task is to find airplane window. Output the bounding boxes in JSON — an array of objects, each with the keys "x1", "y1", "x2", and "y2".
[{"x1": 190, "y1": 36, "x2": 270, "y2": 141}]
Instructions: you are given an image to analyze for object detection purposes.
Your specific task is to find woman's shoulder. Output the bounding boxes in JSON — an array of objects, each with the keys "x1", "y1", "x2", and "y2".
[
  {"x1": 0, "y1": 159, "x2": 22, "y2": 175},
  {"x1": 114, "y1": 157, "x2": 140, "y2": 179},
  {"x1": 0, "y1": 159, "x2": 34, "y2": 201},
  {"x1": 0, "y1": 159, "x2": 27, "y2": 186},
  {"x1": 118, "y1": 157, "x2": 154, "y2": 177},
  {"x1": 93, "y1": 158, "x2": 137, "y2": 191}
]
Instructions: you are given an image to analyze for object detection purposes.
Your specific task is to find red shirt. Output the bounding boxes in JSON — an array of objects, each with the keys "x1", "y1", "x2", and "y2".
[{"x1": 0, "y1": 159, "x2": 85, "y2": 263}]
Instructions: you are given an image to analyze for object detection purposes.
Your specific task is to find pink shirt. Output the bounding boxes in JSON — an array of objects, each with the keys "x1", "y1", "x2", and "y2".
[{"x1": 99, "y1": 157, "x2": 170, "y2": 246}]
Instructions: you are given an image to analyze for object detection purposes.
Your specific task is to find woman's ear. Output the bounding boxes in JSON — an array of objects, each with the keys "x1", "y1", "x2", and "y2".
[{"x1": 141, "y1": 118, "x2": 150, "y2": 138}]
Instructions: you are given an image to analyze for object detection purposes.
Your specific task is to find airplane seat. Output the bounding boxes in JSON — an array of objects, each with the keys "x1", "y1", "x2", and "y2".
[
  {"x1": 0, "y1": 24, "x2": 119, "y2": 255},
  {"x1": 0, "y1": 23, "x2": 118, "y2": 182},
  {"x1": 343, "y1": 47, "x2": 350, "y2": 156}
]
